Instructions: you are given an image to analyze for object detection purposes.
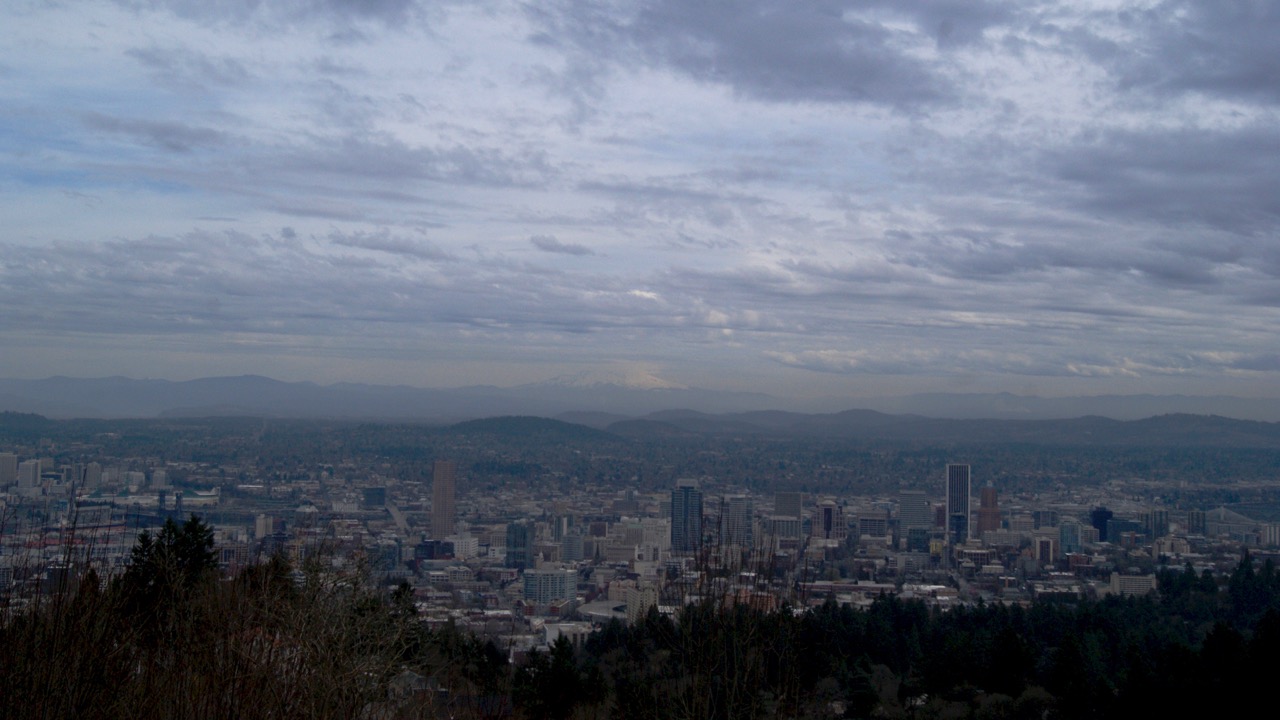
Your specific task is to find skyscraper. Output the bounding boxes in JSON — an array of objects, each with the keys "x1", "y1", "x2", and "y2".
[
  {"x1": 976, "y1": 486, "x2": 1000, "y2": 537},
  {"x1": 897, "y1": 489, "x2": 932, "y2": 531},
  {"x1": 721, "y1": 495, "x2": 754, "y2": 547},
  {"x1": 0, "y1": 453, "x2": 16, "y2": 487},
  {"x1": 945, "y1": 464, "x2": 971, "y2": 545},
  {"x1": 671, "y1": 479, "x2": 703, "y2": 553},
  {"x1": 772, "y1": 490, "x2": 803, "y2": 539},
  {"x1": 17, "y1": 460, "x2": 40, "y2": 488},
  {"x1": 812, "y1": 500, "x2": 846, "y2": 541},
  {"x1": 774, "y1": 491, "x2": 803, "y2": 520},
  {"x1": 432, "y1": 460, "x2": 457, "y2": 539},
  {"x1": 506, "y1": 520, "x2": 533, "y2": 569}
]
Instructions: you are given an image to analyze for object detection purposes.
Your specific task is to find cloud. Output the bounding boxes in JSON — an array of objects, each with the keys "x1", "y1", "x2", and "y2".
[
  {"x1": 4, "y1": 1, "x2": 1280, "y2": 396},
  {"x1": 329, "y1": 230, "x2": 456, "y2": 261},
  {"x1": 1106, "y1": 1, "x2": 1280, "y2": 104},
  {"x1": 1048, "y1": 124, "x2": 1280, "y2": 235},
  {"x1": 529, "y1": 234, "x2": 594, "y2": 256},
  {"x1": 765, "y1": 349, "x2": 870, "y2": 374},
  {"x1": 532, "y1": 0, "x2": 1021, "y2": 111},
  {"x1": 81, "y1": 113, "x2": 225, "y2": 153},
  {"x1": 126, "y1": 46, "x2": 252, "y2": 89},
  {"x1": 114, "y1": 0, "x2": 424, "y2": 29},
  {"x1": 1194, "y1": 352, "x2": 1280, "y2": 373},
  {"x1": 274, "y1": 135, "x2": 553, "y2": 188}
]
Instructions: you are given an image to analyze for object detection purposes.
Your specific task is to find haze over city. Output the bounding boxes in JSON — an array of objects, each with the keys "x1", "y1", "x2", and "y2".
[{"x1": 3, "y1": 1, "x2": 1278, "y2": 408}]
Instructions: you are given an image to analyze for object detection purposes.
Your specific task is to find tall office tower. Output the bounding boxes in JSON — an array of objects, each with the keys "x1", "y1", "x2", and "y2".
[
  {"x1": 432, "y1": 460, "x2": 457, "y2": 538},
  {"x1": 1059, "y1": 520, "x2": 1082, "y2": 554},
  {"x1": 772, "y1": 490, "x2": 804, "y2": 539},
  {"x1": 812, "y1": 500, "x2": 846, "y2": 541},
  {"x1": 671, "y1": 479, "x2": 703, "y2": 553},
  {"x1": 18, "y1": 460, "x2": 40, "y2": 488},
  {"x1": 945, "y1": 464, "x2": 971, "y2": 545},
  {"x1": 1187, "y1": 509, "x2": 1206, "y2": 535},
  {"x1": 721, "y1": 495, "x2": 754, "y2": 547},
  {"x1": 857, "y1": 511, "x2": 889, "y2": 538},
  {"x1": 1090, "y1": 506, "x2": 1113, "y2": 542},
  {"x1": 560, "y1": 532, "x2": 585, "y2": 563},
  {"x1": 506, "y1": 520, "x2": 534, "y2": 570},
  {"x1": 775, "y1": 491, "x2": 803, "y2": 519},
  {"x1": 1146, "y1": 509, "x2": 1170, "y2": 539},
  {"x1": 85, "y1": 462, "x2": 102, "y2": 488},
  {"x1": 897, "y1": 489, "x2": 932, "y2": 531},
  {"x1": 0, "y1": 453, "x2": 17, "y2": 486},
  {"x1": 976, "y1": 486, "x2": 1001, "y2": 538}
]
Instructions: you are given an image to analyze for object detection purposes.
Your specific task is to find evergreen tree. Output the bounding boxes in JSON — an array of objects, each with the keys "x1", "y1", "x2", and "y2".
[{"x1": 119, "y1": 514, "x2": 218, "y2": 617}]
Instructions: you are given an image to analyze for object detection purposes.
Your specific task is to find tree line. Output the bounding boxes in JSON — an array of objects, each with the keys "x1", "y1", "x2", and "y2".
[{"x1": 5, "y1": 518, "x2": 1280, "y2": 718}]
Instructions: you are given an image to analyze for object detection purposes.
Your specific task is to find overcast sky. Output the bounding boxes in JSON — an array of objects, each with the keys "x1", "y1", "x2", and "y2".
[{"x1": 2, "y1": 0, "x2": 1278, "y2": 402}]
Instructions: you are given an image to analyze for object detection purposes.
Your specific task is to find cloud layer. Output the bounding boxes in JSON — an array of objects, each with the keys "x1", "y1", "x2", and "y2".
[{"x1": 2, "y1": 0, "x2": 1277, "y2": 402}]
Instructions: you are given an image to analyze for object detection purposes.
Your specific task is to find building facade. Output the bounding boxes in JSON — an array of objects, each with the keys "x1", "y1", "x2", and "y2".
[
  {"x1": 945, "y1": 464, "x2": 971, "y2": 546},
  {"x1": 432, "y1": 460, "x2": 457, "y2": 538},
  {"x1": 721, "y1": 495, "x2": 754, "y2": 547},
  {"x1": 976, "y1": 486, "x2": 1000, "y2": 538},
  {"x1": 506, "y1": 521, "x2": 534, "y2": 570},
  {"x1": 671, "y1": 479, "x2": 703, "y2": 554}
]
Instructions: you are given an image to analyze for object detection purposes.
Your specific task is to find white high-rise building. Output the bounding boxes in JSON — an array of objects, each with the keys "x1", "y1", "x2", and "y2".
[
  {"x1": 625, "y1": 585, "x2": 658, "y2": 624},
  {"x1": 523, "y1": 568, "x2": 576, "y2": 605}
]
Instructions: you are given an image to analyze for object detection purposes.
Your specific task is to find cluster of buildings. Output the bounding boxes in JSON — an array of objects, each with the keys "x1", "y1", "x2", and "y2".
[{"x1": 4, "y1": 445, "x2": 1278, "y2": 653}]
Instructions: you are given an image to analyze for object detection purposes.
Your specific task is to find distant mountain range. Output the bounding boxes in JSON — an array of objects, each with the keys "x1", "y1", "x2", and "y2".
[
  {"x1": 0, "y1": 375, "x2": 1278, "y2": 424},
  {"x1": 0, "y1": 375, "x2": 770, "y2": 421},
  {"x1": 593, "y1": 409, "x2": 1280, "y2": 448}
]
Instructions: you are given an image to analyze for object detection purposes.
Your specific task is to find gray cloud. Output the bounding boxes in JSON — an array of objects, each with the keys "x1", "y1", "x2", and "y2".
[
  {"x1": 1108, "y1": 1, "x2": 1280, "y2": 104},
  {"x1": 529, "y1": 234, "x2": 594, "y2": 256},
  {"x1": 329, "y1": 230, "x2": 456, "y2": 261},
  {"x1": 274, "y1": 134, "x2": 553, "y2": 187},
  {"x1": 126, "y1": 46, "x2": 253, "y2": 89},
  {"x1": 115, "y1": 0, "x2": 425, "y2": 29},
  {"x1": 5, "y1": 1, "x2": 1280, "y2": 397},
  {"x1": 81, "y1": 113, "x2": 225, "y2": 153},
  {"x1": 533, "y1": 0, "x2": 1015, "y2": 110},
  {"x1": 1048, "y1": 124, "x2": 1280, "y2": 235},
  {"x1": 1222, "y1": 353, "x2": 1280, "y2": 372}
]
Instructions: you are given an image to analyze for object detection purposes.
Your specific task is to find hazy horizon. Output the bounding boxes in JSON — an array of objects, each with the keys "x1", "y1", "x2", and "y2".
[
  {"x1": 4, "y1": 373, "x2": 1280, "y2": 423},
  {"x1": 4, "y1": 369, "x2": 1280, "y2": 401},
  {"x1": 4, "y1": 2, "x2": 1278, "y2": 402}
]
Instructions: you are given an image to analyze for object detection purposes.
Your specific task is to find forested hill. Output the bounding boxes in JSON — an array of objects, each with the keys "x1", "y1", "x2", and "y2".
[
  {"x1": 604, "y1": 410, "x2": 1280, "y2": 447},
  {"x1": 6, "y1": 538, "x2": 1280, "y2": 719}
]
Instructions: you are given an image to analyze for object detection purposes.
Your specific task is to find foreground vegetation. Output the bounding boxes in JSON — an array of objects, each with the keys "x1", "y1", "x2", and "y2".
[{"x1": 5, "y1": 521, "x2": 1280, "y2": 719}]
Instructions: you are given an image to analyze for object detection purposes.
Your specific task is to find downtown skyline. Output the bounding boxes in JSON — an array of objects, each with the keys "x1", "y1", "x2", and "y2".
[{"x1": 3, "y1": 1, "x2": 1278, "y2": 406}]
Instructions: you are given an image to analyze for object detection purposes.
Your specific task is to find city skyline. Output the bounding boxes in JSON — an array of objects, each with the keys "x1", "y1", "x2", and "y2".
[{"x1": 3, "y1": 2, "x2": 1279, "y2": 405}]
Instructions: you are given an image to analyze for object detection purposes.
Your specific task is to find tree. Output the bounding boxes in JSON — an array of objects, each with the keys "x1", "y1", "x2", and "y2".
[
  {"x1": 119, "y1": 514, "x2": 217, "y2": 614},
  {"x1": 513, "y1": 637, "x2": 604, "y2": 720}
]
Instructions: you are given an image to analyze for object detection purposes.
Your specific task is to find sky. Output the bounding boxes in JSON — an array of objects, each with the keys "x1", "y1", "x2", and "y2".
[{"x1": 2, "y1": 0, "x2": 1278, "y2": 403}]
